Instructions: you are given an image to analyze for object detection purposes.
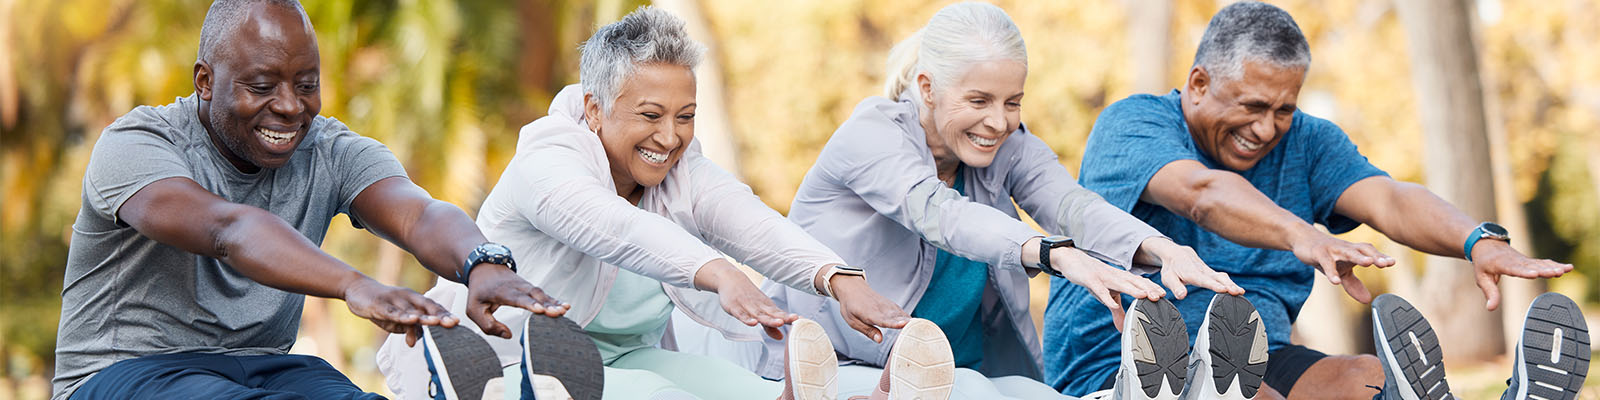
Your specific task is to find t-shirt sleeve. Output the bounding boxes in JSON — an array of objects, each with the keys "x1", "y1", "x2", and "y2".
[
  {"x1": 1300, "y1": 115, "x2": 1388, "y2": 234},
  {"x1": 82, "y1": 107, "x2": 195, "y2": 225},
  {"x1": 320, "y1": 119, "x2": 410, "y2": 220},
  {"x1": 1077, "y1": 95, "x2": 1200, "y2": 212}
]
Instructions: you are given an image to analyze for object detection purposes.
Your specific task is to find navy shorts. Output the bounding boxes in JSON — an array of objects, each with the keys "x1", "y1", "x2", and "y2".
[{"x1": 71, "y1": 352, "x2": 384, "y2": 400}]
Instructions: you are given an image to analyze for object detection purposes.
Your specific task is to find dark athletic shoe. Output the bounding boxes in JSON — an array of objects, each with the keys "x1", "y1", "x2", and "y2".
[
  {"x1": 1372, "y1": 294, "x2": 1453, "y2": 400},
  {"x1": 421, "y1": 325, "x2": 505, "y2": 400},
  {"x1": 1182, "y1": 294, "x2": 1268, "y2": 400},
  {"x1": 521, "y1": 315, "x2": 603, "y2": 400},
  {"x1": 1115, "y1": 297, "x2": 1189, "y2": 400},
  {"x1": 1501, "y1": 292, "x2": 1590, "y2": 400}
]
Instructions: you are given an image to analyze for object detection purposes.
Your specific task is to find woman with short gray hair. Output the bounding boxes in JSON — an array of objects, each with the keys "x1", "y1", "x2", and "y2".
[
  {"x1": 764, "y1": 2, "x2": 1244, "y2": 399},
  {"x1": 377, "y1": 6, "x2": 913, "y2": 400}
]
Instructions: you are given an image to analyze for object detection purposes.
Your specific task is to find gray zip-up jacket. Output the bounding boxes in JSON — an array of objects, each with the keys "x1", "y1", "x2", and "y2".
[{"x1": 761, "y1": 95, "x2": 1163, "y2": 380}]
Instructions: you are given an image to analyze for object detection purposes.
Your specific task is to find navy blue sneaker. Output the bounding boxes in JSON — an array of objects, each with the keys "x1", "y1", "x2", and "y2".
[
  {"x1": 1501, "y1": 292, "x2": 1590, "y2": 400},
  {"x1": 421, "y1": 325, "x2": 505, "y2": 400},
  {"x1": 1371, "y1": 294, "x2": 1453, "y2": 400},
  {"x1": 520, "y1": 315, "x2": 603, "y2": 400}
]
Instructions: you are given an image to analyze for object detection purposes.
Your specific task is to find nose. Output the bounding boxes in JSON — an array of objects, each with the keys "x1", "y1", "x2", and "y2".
[
  {"x1": 983, "y1": 106, "x2": 1006, "y2": 133},
  {"x1": 653, "y1": 123, "x2": 682, "y2": 151},
  {"x1": 267, "y1": 84, "x2": 304, "y2": 117},
  {"x1": 1249, "y1": 114, "x2": 1277, "y2": 143}
]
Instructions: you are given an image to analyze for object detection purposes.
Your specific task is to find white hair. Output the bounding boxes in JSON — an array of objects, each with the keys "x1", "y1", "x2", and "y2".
[
  {"x1": 882, "y1": 2, "x2": 1027, "y2": 101},
  {"x1": 579, "y1": 6, "x2": 704, "y2": 114}
]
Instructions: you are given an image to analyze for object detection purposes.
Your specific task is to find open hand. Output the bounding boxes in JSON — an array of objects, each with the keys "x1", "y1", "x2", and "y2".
[
  {"x1": 829, "y1": 275, "x2": 909, "y2": 342},
  {"x1": 464, "y1": 265, "x2": 569, "y2": 340},
  {"x1": 342, "y1": 277, "x2": 457, "y2": 346},
  {"x1": 1140, "y1": 237, "x2": 1243, "y2": 299},
  {"x1": 1469, "y1": 240, "x2": 1572, "y2": 310},
  {"x1": 1055, "y1": 246, "x2": 1165, "y2": 332},
  {"x1": 1291, "y1": 234, "x2": 1394, "y2": 304}
]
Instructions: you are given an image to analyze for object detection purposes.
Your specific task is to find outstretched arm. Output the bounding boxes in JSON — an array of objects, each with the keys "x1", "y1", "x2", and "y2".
[
  {"x1": 1331, "y1": 176, "x2": 1571, "y2": 310},
  {"x1": 120, "y1": 177, "x2": 456, "y2": 341},
  {"x1": 350, "y1": 176, "x2": 568, "y2": 341},
  {"x1": 1142, "y1": 160, "x2": 1396, "y2": 302}
]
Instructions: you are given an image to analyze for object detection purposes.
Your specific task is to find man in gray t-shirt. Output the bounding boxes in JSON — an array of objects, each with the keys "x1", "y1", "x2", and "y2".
[{"x1": 53, "y1": 1, "x2": 570, "y2": 399}]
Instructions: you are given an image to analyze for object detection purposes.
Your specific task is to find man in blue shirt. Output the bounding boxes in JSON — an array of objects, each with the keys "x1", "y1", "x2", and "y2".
[{"x1": 1045, "y1": 2, "x2": 1573, "y2": 399}]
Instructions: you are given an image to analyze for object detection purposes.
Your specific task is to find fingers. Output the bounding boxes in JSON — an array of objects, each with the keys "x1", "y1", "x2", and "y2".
[
  {"x1": 1476, "y1": 271, "x2": 1502, "y2": 311},
  {"x1": 1106, "y1": 271, "x2": 1163, "y2": 300},
  {"x1": 1102, "y1": 289, "x2": 1127, "y2": 332},
  {"x1": 1316, "y1": 254, "x2": 1342, "y2": 286},
  {"x1": 1338, "y1": 268, "x2": 1373, "y2": 304},
  {"x1": 405, "y1": 326, "x2": 421, "y2": 347},
  {"x1": 844, "y1": 312, "x2": 885, "y2": 343},
  {"x1": 1160, "y1": 271, "x2": 1188, "y2": 300},
  {"x1": 466, "y1": 303, "x2": 512, "y2": 339}
]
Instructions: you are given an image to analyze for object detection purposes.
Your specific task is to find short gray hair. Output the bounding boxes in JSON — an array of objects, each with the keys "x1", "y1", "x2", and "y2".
[
  {"x1": 1192, "y1": 1, "x2": 1310, "y2": 82},
  {"x1": 579, "y1": 6, "x2": 704, "y2": 114},
  {"x1": 883, "y1": 2, "x2": 1027, "y2": 100},
  {"x1": 198, "y1": 0, "x2": 309, "y2": 63}
]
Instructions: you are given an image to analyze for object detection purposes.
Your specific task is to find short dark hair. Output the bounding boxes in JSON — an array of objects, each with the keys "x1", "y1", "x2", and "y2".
[
  {"x1": 1191, "y1": 1, "x2": 1311, "y2": 81},
  {"x1": 197, "y1": 0, "x2": 309, "y2": 62}
]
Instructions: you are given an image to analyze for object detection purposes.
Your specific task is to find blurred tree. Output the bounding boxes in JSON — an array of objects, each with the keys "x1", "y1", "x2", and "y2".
[{"x1": 1395, "y1": 0, "x2": 1503, "y2": 362}]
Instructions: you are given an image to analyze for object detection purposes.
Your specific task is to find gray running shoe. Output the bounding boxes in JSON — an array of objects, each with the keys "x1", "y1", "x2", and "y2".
[
  {"x1": 1372, "y1": 294, "x2": 1453, "y2": 400},
  {"x1": 1501, "y1": 292, "x2": 1590, "y2": 400},
  {"x1": 1181, "y1": 294, "x2": 1268, "y2": 400},
  {"x1": 1115, "y1": 297, "x2": 1189, "y2": 400}
]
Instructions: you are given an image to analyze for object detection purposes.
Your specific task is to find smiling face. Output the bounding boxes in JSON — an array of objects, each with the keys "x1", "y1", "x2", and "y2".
[
  {"x1": 1181, "y1": 59, "x2": 1305, "y2": 171},
  {"x1": 584, "y1": 63, "x2": 697, "y2": 199},
  {"x1": 918, "y1": 59, "x2": 1026, "y2": 170},
  {"x1": 194, "y1": 3, "x2": 320, "y2": 174}
]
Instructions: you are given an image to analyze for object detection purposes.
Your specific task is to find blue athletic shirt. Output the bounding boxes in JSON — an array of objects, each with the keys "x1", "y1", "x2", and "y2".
[
  {"x1": 910, "y1": 166, "x2": 988, "y2": 370},
  {"x1": 1043, "y1": 90, "x2": 1388, "y2": 395}
]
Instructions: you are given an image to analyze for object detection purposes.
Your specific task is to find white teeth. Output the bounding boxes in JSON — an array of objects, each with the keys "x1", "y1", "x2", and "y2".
[
  {"x1": 966, "y1": 133, "x2": 998, "y2": 147},
  {"x1": 1233, "y1": 134, "x2": 1262, "y2": 152},
  {"x1": 637, "y1": 148, "x2": 668, "y2": 164},
  {"x1": 256, "y1": 128, "x2": 295, "y2": 145}
]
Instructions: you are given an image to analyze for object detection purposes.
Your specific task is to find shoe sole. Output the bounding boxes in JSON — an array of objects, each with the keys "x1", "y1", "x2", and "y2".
[
  {"x1": 1372, "y1": 294, "x2": 1452, "y2": 400},
  {"x1": 524, "y1": 315, "x2": 604, "y2": 400},
  {"x1": 887, "y1": 318, "x2": 955, "y2": 400},
  {"x1": 1123, "y1": 297, "x2": 1188, "y2": 400},
  {"x1": 1193, "y1": 294, "x2": 1268, "y2": 400},
  {"x1": 423, "y1": 325, "x2": 504, "y2": 400},
  {"x1": 1508, "y1": 292, "x2": 1590, "y2": 400},
  {"x1": 786, "y1": 319, "x2": 839, "y2": 400}
]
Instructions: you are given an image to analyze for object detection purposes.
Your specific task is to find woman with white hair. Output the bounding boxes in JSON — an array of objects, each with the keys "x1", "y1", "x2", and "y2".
[
  {"x1": 376, "y1": 6, "x2": 916, "y2": 400},
  {"x1": 764, "y1": 2, "x2": 1245, "y2": 399}
]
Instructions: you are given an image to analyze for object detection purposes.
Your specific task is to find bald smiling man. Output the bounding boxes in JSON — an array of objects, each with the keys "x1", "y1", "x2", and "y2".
[{"x1": 52, "y1": 1, "x2": 566, "y2": 398}]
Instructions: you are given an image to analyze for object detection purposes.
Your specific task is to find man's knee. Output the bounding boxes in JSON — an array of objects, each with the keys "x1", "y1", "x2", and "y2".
[{"x1": 1287, "y1": 354, "x2": 1384, "y2": 400}]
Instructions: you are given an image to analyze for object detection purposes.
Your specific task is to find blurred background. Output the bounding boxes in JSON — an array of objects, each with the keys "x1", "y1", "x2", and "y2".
[{"x1": 3, "y1": 0, "x2": 1598, "y2": 398}]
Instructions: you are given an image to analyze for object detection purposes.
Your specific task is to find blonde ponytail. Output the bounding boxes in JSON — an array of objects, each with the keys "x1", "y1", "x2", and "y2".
[{"x1": 883, "y1": 29, "x2": 924, "y2": 100}]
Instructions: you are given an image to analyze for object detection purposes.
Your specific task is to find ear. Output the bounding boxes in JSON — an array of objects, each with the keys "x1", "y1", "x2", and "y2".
[
  {"x1": 1185, "y1": 66, "x2": 1210, "y2": 104},
  {"x1": 582, "y1": 93, "x2": 603, "y2": 134},
  {"x1": 917, "y1": 72, "x2": 935, "y2": 109},
  {"x1": 194, "y1": 60, "x2": 214, "y2": 101}
]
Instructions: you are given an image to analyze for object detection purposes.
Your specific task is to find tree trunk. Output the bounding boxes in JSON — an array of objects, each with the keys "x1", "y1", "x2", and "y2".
[
  {"x1": 1123, "y1": 0, "x2": 1173, "y2": 95},
  {"x1": 652, "y1": 0, "x2": 742, "y2": 174},
  {"x1": 1394, "y1": 0, "x2": 1504, "y2": 363}
]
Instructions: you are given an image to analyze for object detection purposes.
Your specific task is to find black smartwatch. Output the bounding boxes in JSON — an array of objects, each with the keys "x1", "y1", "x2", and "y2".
[
  {"x1": 459, "y1": 242, "x2": 516, "y2": 285},
  {"x1": 1038, "y1": 235, "x2": 1075, "y2": 278},
  {"x1": 1463, "y1": 222, "x2": 1510, "y2": 262}
]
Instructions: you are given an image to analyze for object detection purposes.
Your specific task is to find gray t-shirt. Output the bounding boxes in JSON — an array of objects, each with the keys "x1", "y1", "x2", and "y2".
[{"x1": 52, "y1": 94, "x2": 407, "y2": 399}]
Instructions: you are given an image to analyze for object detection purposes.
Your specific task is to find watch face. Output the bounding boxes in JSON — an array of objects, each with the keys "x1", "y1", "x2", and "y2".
[
  {"x1": 1482, "y1": 223, "x2": 1508, "y2": 236},
  {"x1": 480, "y1": 243, "x2": 512, "y2": 256}
]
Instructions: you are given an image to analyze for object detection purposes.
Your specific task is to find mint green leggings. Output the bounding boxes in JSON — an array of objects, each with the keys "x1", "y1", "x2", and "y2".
[{"x1": 503, "y1": 347, "x2": 782, "y2": 400}]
